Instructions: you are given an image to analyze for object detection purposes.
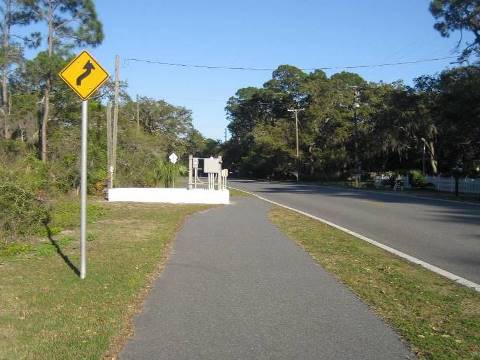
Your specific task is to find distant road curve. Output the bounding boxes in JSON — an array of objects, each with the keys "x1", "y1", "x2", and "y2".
[{"x1": 231, "y1": 179, "x2": 480, "y2": 285}]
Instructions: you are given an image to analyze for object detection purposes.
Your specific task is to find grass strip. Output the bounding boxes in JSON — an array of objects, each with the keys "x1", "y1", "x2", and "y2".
[
  {"x1": 269, "y1": 207, "x2": 480, "y2": 360},
  {"x1": 229, "y1": 187, "x2": 250, "y2": 197},
  {"x1": 0, "y1": 199, "x2": 209, "y2": 359}
]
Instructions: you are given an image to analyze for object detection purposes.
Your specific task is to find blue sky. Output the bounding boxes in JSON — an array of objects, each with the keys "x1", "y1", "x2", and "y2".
[{"x1": 76, "y1": 1, "x2": 470, "y2": 139}]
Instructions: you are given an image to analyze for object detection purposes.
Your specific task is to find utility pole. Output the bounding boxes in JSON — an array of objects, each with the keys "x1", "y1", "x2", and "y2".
[
  {"x1": 106, "y1": 103, "x2": 113, "y2": 189},
  {"x1": 112, "y1": 55, "x2": 120, "y2": 187},
  {"x1": 287, "y1": 108, "x2": 304, "y2": 181},
  {"x1": 350, "y1": 87, "x2": 361, "y2": 184},
  {"x1": 287, "y1": 108, "x2": 304, "y2": 158},
  {"x1": 422, "y1": 140, "x2": 426, "y2": 176},
  {"x1": 136, "y1": 94, "x2": 140, "y2": 133},
  {"x1": 353, "y1": 103, "x2": 360, "y2": 173}
]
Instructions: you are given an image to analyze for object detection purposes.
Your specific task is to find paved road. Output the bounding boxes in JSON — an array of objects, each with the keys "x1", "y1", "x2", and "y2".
[
  {"x1": 121, "y1": 197, "x2": 413, "y2": 359},
  {"x1": 231, "y1": 180, "x2": 480, "y2": 284}
]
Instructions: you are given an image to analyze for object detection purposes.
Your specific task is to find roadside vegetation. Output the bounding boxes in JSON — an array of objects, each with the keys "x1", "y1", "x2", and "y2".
[
  {"x1": 228, "y1": 187, "x2": 250, "y2": 197},
  {"x1": 222, "y1": 2, "x2": 480, "y2": 185},
  {"x1": 223, "y1": 64, "x2": 480, "y2": 183},
  {"x1": 269, "y1": 207, "x2": 480, "y2": 360},
  {"x1": 0, "y1": 198, "x2": 209, "y2": 359},
  {"x1": 0, "y1": 0, "x2": 479, "y2": 357},
  {"x1": 0, "y1": 0, "x2": 221, "y2": 262},
  {"x1": 0, "y1": 2, "x2": 220, "y2": 357}
]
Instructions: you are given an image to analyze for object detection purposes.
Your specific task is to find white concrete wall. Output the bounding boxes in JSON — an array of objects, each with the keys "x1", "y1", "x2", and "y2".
[{"x1": 108, "y1": 188, "x2": 230, "y2": 205}]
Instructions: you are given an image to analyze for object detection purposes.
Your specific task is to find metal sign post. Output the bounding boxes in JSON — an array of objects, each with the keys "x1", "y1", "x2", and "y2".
[
  {"x1": 58, "y1": 51, "x2": 109, "y2": 279},
  {"x1": 188, "y1": 155, "x2": 193, "y2": 190},
  {"x1": 80, "y1": 100, "x2": 88, "y2": 279},
  {"x1": 169, "y1": 153, "x2": 178, "y2": 188}
]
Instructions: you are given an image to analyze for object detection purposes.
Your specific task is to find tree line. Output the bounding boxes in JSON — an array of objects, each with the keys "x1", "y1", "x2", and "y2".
[
  {"x1": 0, "y1": 0, "x2": 218, "y2": 246},
  {"x1": 0, "y1": 0, "x2": 213, "y2": 194},
  {"x1": 222, "y1": 1, "x2": 480, "y2": 180}
]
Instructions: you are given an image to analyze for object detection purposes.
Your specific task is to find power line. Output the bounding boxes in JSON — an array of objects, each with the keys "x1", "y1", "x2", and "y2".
[
  {"x1": 123, "y1": 55, "x2": 458, "y2": 72},
  {"x1": 124, "y1": 58, "x2": 273, "y2": 71}
]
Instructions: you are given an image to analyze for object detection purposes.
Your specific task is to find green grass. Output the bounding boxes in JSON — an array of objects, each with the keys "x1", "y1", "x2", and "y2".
[
  {"x1": 0, "y1": 198, "x2": 210, "y2": 359},
  {"x1": 48, "y1": 196, "x2": 107, "y2": 229},
  {"x1": 269, "y1": 207, "x2": 480, "y2": 360},
  {"x1": 228, "y1": 187, "x2": 250, "y2": 197},
  {"x1": 0, "y1": 243, "x2": 32, "y2": 257},
  {"x1": 0, "y1": 195, "x2": 106, "y2": 257}
]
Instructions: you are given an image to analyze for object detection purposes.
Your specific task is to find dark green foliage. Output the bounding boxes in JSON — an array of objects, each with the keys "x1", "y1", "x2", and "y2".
[
  {"x1": 225, "y1": 64, "x2": 480, "y2": 179},
  {"x1": 0, "y1": 140, "x2": 49, "y2": 191},
  {"x1": 115, "y1": 100, "x2": 211, "y2": 187},
  {"x1": 0, "y1": 182, "x2": 49, "y2": 245},
  {"x1": 430, "y1": 0, "x2": 480, "y2": 60},
  {"x1": 153, "y1": 161, "x2": 182, "y2": 188},
  {"x1": 21, "y1": 0, "x2": 105, "y2": 48},
  {"x1": 222, "y1": 0, "x2": 480, "y2": 179},
  {"x1": 0, "y1": 142, "x2": 51, "y2": 245},
  {"x1": 409, "y1": 170, "x2": 428, "y2": 188},
  {"x1": 0, "y1": 2, "x2": 213, "y2": 250},
  {"x1": 115, "y1": 127, "x2": 167, "y2": 187}
]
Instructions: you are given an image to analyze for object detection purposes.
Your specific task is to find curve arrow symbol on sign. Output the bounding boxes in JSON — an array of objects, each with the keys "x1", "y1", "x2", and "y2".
[{"x1": 76, "y1": 60, "x2": 95, "y2": 86}]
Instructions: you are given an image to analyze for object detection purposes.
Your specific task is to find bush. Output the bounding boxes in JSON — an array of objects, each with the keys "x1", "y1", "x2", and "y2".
[
  {"x1": 153, "y1": 160, "x2": 182, "y2": 188},
  {"x1": 0, "y1": 183, "x2": 49, "y2": 246},
  {"x1": 409, "y1": 170, "x2": 427, "y2": 188},
  {"x1": 0, "y1": 141, "x2": 49, "y2": 193}
]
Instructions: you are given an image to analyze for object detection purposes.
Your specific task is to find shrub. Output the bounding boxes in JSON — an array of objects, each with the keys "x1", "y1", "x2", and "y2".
[
  {"x1": 153, "y1": 160, "x2": 181, "y2": 188},
  {"x1": 0, "y1": 141, "x2": 49, "y2": 193},
  {"x1": 0, "y1": 183, "x2": 49, "y2": 246},
  {"x1": 409, "y1": 170, "x2": 427, "y2": 188}
]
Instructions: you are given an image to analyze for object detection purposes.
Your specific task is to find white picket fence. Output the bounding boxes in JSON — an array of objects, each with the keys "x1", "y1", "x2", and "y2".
[
  {"x1": 373, "y1": 174, "x2": 480, "y2": 194},
  {"x1": 426, "y1": 176, "x2": 480, "y2": 194}
]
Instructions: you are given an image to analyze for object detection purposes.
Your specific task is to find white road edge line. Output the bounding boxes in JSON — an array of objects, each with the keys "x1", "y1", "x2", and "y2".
[{"x1": 231, "y1": 186, "x2": 480, "y2": 293}]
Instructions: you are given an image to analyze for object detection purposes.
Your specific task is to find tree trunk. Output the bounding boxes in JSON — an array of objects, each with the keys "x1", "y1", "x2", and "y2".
[
  {"x1": 41, "y1": 5, "x2": 54, "y2": 163},
  {"x1": 41, "y1": 83, "x2": 49, "y2": 162},
  {"x1": 308, "y1": 144, "x2": 315, "y2": 175},
  {"x1": 427, "y1": 141, "x2": 438, "y2": 175},
  {"x1": 106, "y1": 103, "x2": 113, "y2": 189},
  {"x1": 1, "y1": 0, "x2": 11, "y2": 139}
]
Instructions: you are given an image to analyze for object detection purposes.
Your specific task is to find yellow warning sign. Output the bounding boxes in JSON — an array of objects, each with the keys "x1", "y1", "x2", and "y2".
[{"x1": 59, "y1": 51, "x2": 109, "y2": 100}]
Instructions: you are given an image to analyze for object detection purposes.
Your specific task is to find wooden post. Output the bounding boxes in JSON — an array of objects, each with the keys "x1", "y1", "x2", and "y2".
[
  {"x1": 136, "y1": 94, "x2": 140, "y2": 133},
  {"x1": 217, "y1": 156, "x2": 222, "y2": 190},
  {"x1": 106, "y1": 103, "x2": 113, "y2": 189},
  {"x1": 112, "y1": 55, "x2": 120, "y2": 186},
  {"x1": 188, "y1": 155, "x2": 193, "y2": 190}
]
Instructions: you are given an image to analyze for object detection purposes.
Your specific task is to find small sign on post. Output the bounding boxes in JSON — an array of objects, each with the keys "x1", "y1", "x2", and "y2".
[
  {"x1": 58, "y1": 51, "x2": 109, "y2": 279},
  {"x1": 192, "y1": 158, "x2": 199, "y2": 168},
  {"x1": 169, "y1": 153, "x2": 178, "y2": 188},
  {"x1": 169, "y1": 152, "x2": 178, "y2": 164}
]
